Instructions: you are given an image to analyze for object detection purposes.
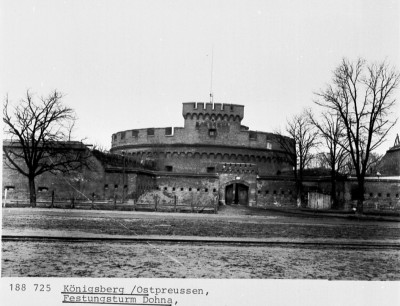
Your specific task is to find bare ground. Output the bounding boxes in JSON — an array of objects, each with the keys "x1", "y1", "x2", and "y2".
[
  {"x1": 2, "y1": 208, "x2": 400, "y2": 279},
  {"x1": 2, "y1": 241, "x2": 400, "y2": 279},
  {"x1": 2, "y1": 208, "x2": 400, "y2": 240}
]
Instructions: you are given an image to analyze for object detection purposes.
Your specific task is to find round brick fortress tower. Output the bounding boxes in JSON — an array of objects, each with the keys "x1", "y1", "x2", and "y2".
[
  {"x1": 110, "y1": 102, "x2": 294, "y2": 206},
  {"x1": 111, "y1": 102, "x2": 292, "y2": 175}
]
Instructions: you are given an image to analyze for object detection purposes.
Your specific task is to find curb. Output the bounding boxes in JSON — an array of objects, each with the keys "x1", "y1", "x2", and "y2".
[{"x1": 3, "y1": 234, "x2": 400, "y2": 249}]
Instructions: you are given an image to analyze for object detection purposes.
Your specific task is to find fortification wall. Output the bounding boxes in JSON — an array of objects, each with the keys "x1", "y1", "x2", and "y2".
[
  {"x1": 256, "y1": 178, "x2": 297, "y2": 208},
  {"x1": 111, "y1": 145, "x2": 292, "y2": 175},
  {"x1": 137, "y1": 174, "x2": 219, "y2": 209},
  {"x1": 111, "y1": 127, "x2": 282, "y2": 151},
  {"x1": 218, "y1": 164, "x2": 258, "y2": 206},
  {"x1": 344, "y1": 178, "x2": 400, "y2": 212},
  {"x1": 2, "y1": 155, "x2": 106, "y2": 202},
  {"x1": 254, "y1": 176, "x2": 400, "y2": 212},
  {"x1": 3, "y1": 150, "x2": 399, "y2": 212}
]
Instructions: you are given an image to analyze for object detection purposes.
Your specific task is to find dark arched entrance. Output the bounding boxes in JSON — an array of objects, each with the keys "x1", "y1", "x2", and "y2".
[{"x1": 225, "y1": 183, "x2": 249, "y2": 205}]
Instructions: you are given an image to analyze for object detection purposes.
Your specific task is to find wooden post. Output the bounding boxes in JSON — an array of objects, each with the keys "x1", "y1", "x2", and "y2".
[
  {"x1": 4, "y1": 188, "x2": 7, "y2": 208},
  {"x1": 114, "y1": 194, "x2": 117, "y2": 210},
  {"x1": 51, "y1": 190, "x2": 55, "y2": 208},
  {"x1": 174, "y1": 195, "x2": 177, "y2": 212},
  {"x1": 213, "y1": 198, "x2": 216, "y2": 214},
  {"x1": 154, "y1": 195, "x2": 158, "y2": 212},
  {"x1": 71, "y1": 197, "x2": 75, "y2": 209},
  {"x1": 91, "y1": 192, "x2": 95, "y2": 210}
]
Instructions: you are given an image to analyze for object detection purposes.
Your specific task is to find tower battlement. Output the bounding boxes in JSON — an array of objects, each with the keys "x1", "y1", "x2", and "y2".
[{"x1": 182, "y1": 102, "x2": 244, "y2": 121}]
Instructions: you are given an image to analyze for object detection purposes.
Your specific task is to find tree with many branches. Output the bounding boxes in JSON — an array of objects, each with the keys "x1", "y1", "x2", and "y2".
[
  {"x1": 308, "y1": 110, "x2": 349, "y2": 208},
  {"x1": 3, "y1": 90, "x2": 91, "y2": 206},
  {"x1": 274, "y1": 110, "x2": 319, "y2": 207},
  {"x1": 315, "y1": 58, "x2": 399, "y2": 213}
]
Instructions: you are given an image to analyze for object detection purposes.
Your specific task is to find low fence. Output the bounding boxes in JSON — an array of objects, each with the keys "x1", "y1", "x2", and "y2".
[
  {"x1": 2, "y1": 196, "x2": 218, "y2": 214},
  {"x1": 2, "y1": 199, "x2": 132, "y2": 210},
  {"x1": 344, "y1": 199, "x2": 400, "y2": 212}
]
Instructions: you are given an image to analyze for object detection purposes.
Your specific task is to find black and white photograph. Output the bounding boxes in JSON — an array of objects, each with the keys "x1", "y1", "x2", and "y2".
[{"x1": 1, "y1": 0, "x2": 399, "y2": 305}]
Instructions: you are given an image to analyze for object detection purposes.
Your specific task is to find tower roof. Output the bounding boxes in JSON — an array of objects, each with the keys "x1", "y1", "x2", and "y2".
[
  {"x1": 378, "y1": 133, "x2": 400, "y2": 176},
  {"x1": 387, "y1": 133, "x2": 400, "y2": 153},
  {"x1": 394, "y1": 133, "x2": 400, "y2": 148}
]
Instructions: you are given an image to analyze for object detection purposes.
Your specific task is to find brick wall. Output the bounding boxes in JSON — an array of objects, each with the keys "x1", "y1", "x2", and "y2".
[
  {"x1": 137, "y1": 174, "x2": 219, "y2": 209},
  {"x1": 182, "y1": 102, "x2": 244, "y2": 121},
  {"x1": 111, "y1": 126, "x2": 285, "y2": 151},
  {"x1": 218, "y1": 162, "x2": 258, "y2": 206},
  {"x1": 2, "y1": 155, "x2": 106, "y2": 202},
  {"x1": 111, "y1": 103, "x2": 291, "y2": 152},
  {"x1": 110, "y1": 102, "x2": 294, "y2": 182},
  {"x1": 4, "y1": 143, "x2": 398, "y2": 212},
  {"x1": 110, "y1": 146, "x2": 291, "y2": 176},
  {"x1": 344, "y1": 179, "x2": 400, "y2": 212},
  {"x1": 256, "y1": 178, "x2": 297, "y2": 208}
]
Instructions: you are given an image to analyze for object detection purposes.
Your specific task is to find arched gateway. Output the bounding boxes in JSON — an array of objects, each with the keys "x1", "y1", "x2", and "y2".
[{"x1": 225, "y1": 183, "x2": 249, "y2": 205}]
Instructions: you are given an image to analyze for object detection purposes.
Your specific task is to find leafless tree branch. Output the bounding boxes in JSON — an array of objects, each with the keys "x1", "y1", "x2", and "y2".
[{"x1": 314, "y1": 58, "x2": 399, "y2": 212}]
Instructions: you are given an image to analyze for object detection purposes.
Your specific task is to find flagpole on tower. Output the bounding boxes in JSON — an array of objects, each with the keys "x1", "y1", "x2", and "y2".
[{"x1": 210, "y1": 45, "x2": 214, "y2": 104}]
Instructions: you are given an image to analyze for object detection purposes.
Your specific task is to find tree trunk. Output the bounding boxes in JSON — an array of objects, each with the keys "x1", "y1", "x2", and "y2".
[
  {"x1": 28, "y1": 176, "x2": 36, "y2": 207},
  {"x1": 296, "y1": 181, "x2": 304, "y2": 207},
  {"x1": 297, "y1": 169, "x2": 306, "y2": 207},
  {"x1": 296, "y1": 190, "x2": 302, "y2": 207},
  {"x1": 293, "y1": 167, "x2": 303, "y2": 207},
  {"x1": 331, "y1": 170, "x2": 337, "y2": 209},
  {"x1": 356, "y1": 178, "x2": 365, "y2": 214}
]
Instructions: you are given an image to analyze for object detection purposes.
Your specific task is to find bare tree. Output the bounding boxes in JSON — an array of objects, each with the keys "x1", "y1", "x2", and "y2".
[
  {"x1": 274, "y1": 110, "x2": 318, "y2": 207},
  {"x1": 315, "y1": 58, "x2": 399, "y2": 213},
  {"x1": 3, "y1": 90, "x2": 90, "y2": 206},
  {"x1": 366, "y1": 152, "x2": 383, "y2": 175},
  {"x1": 308, "y1": 110, "x2": 349, "y2": 208},
  {"x1": 311, "y1": 152, "x2": 332, "y2": 169}
]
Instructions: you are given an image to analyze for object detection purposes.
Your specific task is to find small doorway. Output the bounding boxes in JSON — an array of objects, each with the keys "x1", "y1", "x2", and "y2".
[{"x1": 225, "y1": 183, "x2": 249, "y2": 205}]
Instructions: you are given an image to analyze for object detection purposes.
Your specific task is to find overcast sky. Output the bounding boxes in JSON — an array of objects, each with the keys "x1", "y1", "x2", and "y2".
[{"x1": 1, "y1": 0, "x2": 399, "y2": 153}]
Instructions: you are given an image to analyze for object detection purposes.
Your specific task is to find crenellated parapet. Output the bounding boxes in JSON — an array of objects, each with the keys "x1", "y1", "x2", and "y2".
[{"x1": 182, "y1": 102, "x2": 244, "y2": 122}]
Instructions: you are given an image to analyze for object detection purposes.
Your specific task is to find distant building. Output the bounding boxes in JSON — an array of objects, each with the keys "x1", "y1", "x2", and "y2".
[{"x1": 378, "y1": 134, "x2": 400, "y2": 176}]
